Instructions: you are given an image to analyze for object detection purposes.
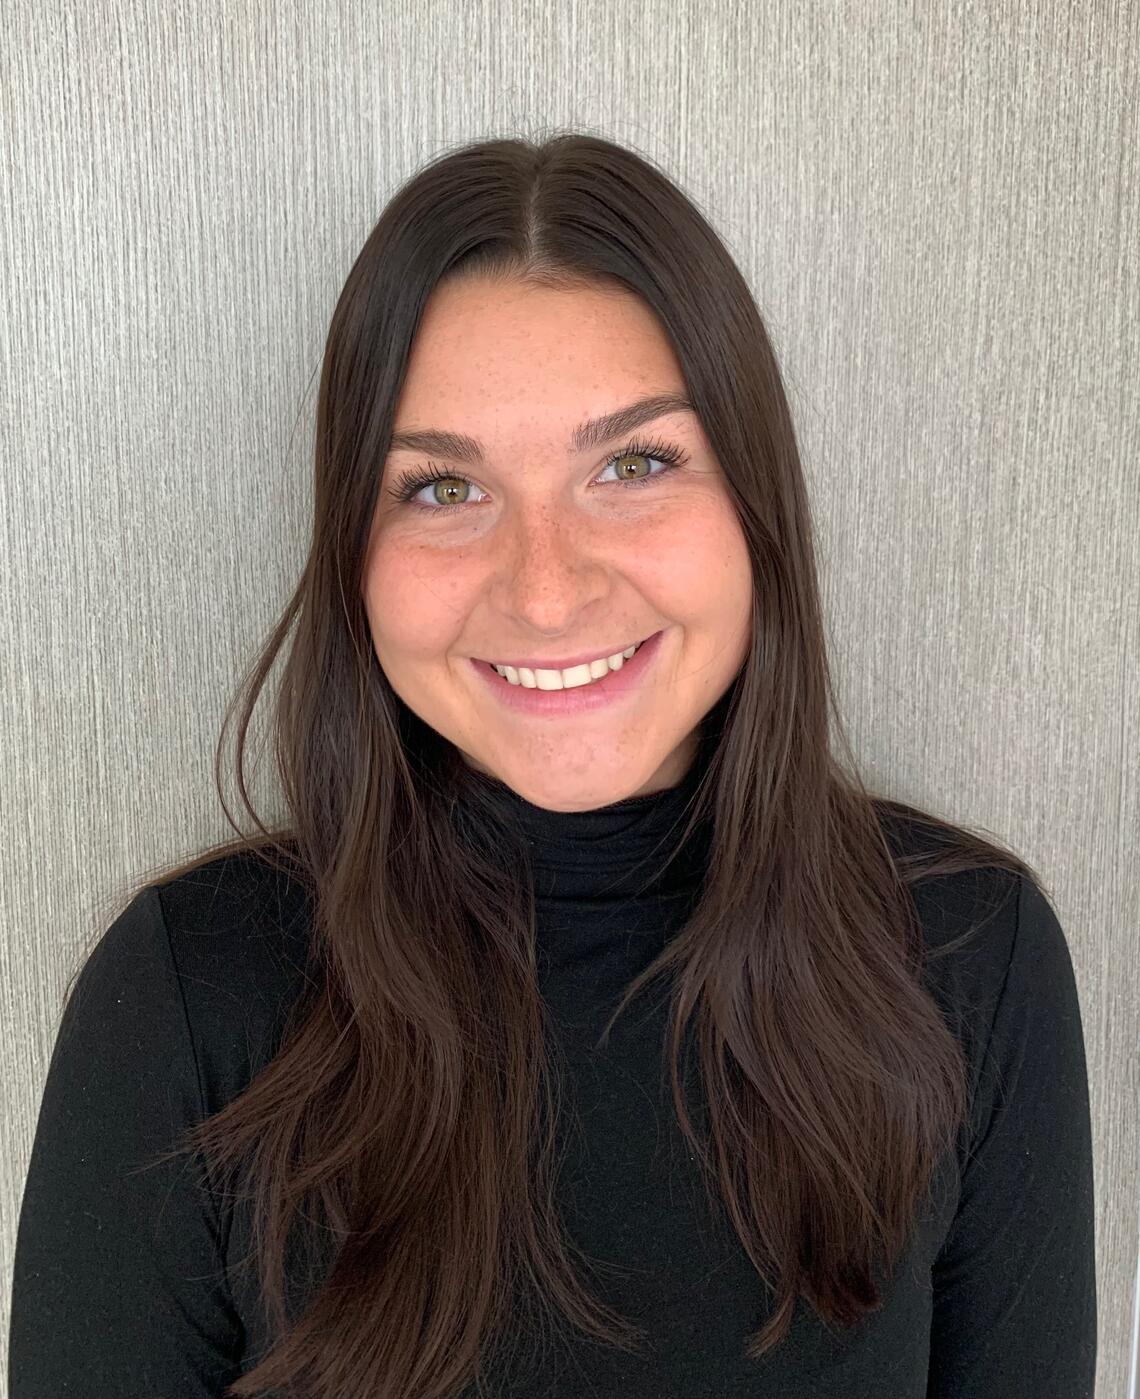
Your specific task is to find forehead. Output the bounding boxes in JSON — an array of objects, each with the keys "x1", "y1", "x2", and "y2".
[{"x1": 395, "y1": 277, "x2": 686, "y2": 425}]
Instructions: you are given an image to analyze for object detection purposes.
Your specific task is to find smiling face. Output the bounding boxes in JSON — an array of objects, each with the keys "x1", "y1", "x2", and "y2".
[{"x1": 361, "y1": 273, "x2": 753, "y2": 813}]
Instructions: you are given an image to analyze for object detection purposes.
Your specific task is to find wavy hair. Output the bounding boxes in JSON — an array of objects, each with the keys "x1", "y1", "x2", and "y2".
[{"x1": 83, "y1": 130, "x2": 1035, "y2": 1399}]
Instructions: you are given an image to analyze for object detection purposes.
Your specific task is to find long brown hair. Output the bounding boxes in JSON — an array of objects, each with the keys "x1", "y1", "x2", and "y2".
[{"x1": 77, "y1": 131, "x2": 1036, "y2": 1398}]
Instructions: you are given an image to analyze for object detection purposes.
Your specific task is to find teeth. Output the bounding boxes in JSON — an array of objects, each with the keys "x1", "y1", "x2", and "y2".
[{"x1": 492, "y1": 641, "x2": 644, "y2": 689}]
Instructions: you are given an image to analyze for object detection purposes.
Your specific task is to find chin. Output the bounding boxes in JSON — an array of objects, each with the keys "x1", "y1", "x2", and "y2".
[{"x1": 459, "y1": 753, "x2": 658, "y2": 811}]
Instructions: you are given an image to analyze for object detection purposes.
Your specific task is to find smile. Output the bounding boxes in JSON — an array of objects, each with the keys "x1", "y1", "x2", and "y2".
[
  {"x1": 469, "y1": 630, "x2": 664, "y2": 715},
  {"x1": 487, "y1": 639, "x2": 648, "y2": 689}
]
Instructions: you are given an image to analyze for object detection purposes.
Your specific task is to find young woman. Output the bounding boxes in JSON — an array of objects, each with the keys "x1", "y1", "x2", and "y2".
[{"x1": 9, "y1": 132, "x2": 1097, "y2": 1399}]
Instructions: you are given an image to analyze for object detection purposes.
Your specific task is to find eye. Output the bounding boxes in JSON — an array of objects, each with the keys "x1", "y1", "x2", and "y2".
[{"x1": 387, "y1": 435, "x2": 689, "y2": 514}]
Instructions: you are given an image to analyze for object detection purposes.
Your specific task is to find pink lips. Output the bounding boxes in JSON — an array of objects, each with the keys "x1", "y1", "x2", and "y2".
[{"x1": 470, "y1": 628, "x2": 665, "y2": 718}]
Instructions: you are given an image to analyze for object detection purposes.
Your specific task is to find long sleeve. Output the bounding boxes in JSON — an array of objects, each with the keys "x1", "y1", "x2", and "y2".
[
  {"x1": 926, "y1": 873, "x2": 1098, "y2": 1398},
  {"x1": 8, "y1": 887, "x2": 246, "y2": 1397}
]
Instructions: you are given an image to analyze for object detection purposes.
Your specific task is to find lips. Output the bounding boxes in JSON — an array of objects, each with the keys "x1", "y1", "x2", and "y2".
[{"x1": 470, "y1": 627, "x2": 664, "y2": 715}]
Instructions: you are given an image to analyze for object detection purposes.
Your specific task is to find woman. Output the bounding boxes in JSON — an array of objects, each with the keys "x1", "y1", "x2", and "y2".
[{"x1": 8, "y1": 132, "x2": 1097, "y2": 1398}]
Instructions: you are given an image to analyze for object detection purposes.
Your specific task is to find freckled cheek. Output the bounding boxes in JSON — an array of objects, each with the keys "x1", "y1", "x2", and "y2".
[
  {"x1": 644, "y1": 505, "x2": 749, "y2": 625},
  {"x1": 361, "y1": 545, "x2": 477, "y2": 663}
]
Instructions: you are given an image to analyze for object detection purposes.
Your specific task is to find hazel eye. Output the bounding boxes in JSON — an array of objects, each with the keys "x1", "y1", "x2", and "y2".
[
  {"x1": 391, "y1": 469, "x2": 483, "y2": 510},
  {"x1": 603, "y1": 452, "x2": 655, "y2": 482},
  {"x1": 425, "y1": 478, "x2": 473, "y2": 507}
]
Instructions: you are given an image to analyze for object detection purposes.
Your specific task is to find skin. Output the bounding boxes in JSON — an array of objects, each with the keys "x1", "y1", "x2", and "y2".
[{"x1": 361, "y1": 275, "x2": 754, "y2": 814}]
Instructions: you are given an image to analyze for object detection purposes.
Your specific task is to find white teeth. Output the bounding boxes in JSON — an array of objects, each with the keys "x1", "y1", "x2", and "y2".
[{"x1": 491, "y1": 641, "x2": 644, "y2": 689}]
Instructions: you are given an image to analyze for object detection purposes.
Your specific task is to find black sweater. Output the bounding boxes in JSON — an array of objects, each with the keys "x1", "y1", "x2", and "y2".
[{"x1": 8, "y1": 773, "x2": 1097, "y2": 1397}]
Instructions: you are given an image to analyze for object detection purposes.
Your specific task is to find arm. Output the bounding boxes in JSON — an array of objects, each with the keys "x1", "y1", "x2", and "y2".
[
  {"x1": 8, "y1": 887, "x2": 246, "y2": 1397},
  {"x1": 927, "y1": 874, "x2": 1098, "y2": 1397}
]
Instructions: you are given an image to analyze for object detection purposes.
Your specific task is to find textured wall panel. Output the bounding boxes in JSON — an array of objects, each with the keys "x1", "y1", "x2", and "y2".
[{"x1": 2, "y1": 1, "x2": 1136, "y2": 1392}]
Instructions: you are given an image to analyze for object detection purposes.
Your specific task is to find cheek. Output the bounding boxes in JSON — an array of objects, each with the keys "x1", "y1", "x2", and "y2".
[
  {"x1": 362, "y1": 541, "x2": 478, "y2": 661},
  {"x1": 641, "y1": 497, "x2": 752, "y2": 628}
]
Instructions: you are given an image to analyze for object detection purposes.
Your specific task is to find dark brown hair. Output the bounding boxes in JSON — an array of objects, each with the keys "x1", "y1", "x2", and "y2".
[{"x1": 79, "y1": 130, "x2": 1036, "y2": 1398}]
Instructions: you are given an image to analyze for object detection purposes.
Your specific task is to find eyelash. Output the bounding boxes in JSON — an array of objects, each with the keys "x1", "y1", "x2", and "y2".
[{"x1": 387, "y1": 435, "x2": 689, "y2": 514}]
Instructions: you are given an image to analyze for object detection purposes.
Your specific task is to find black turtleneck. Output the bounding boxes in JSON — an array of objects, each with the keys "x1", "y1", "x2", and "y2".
[
  {"x1": 450, "y1": 753, "x2": 713, "y2": 981},
  {"x1": 9, "y1": 768, "x2": 1096, "y2": 1397}
]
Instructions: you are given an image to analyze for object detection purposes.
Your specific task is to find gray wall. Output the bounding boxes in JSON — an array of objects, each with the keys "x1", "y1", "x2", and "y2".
[{"x1": 2, "y1": 2, "x2": 1136, "y2": 1393}]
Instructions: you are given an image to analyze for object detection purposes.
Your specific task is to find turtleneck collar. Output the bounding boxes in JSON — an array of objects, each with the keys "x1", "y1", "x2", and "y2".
[{"x1": 450, "y1": 751, "x2": 714, "y2": 903}]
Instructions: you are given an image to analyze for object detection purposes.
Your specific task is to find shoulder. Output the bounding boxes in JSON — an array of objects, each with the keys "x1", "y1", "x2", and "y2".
[
  {"x1": 877, "y1": 803, "x2": 1067, "y2": 982},
  {"x1": 876, "y1": 807, "x2": 1081, "y2": 1123},
  {"x1": 877, "y1": 801, "x2": 1026, "y2": 936},
  {"x1": 153, "y1": 846, "x2": 315, "y2": 993},
  {"x1": 136, "y1": 848, "x2": 316, "y2": 1112}
]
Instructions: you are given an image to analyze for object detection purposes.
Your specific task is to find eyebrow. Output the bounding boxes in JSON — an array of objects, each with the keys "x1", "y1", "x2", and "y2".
[{"x1": 386, "y1": 391, "x2": 695, "y2": 466}]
